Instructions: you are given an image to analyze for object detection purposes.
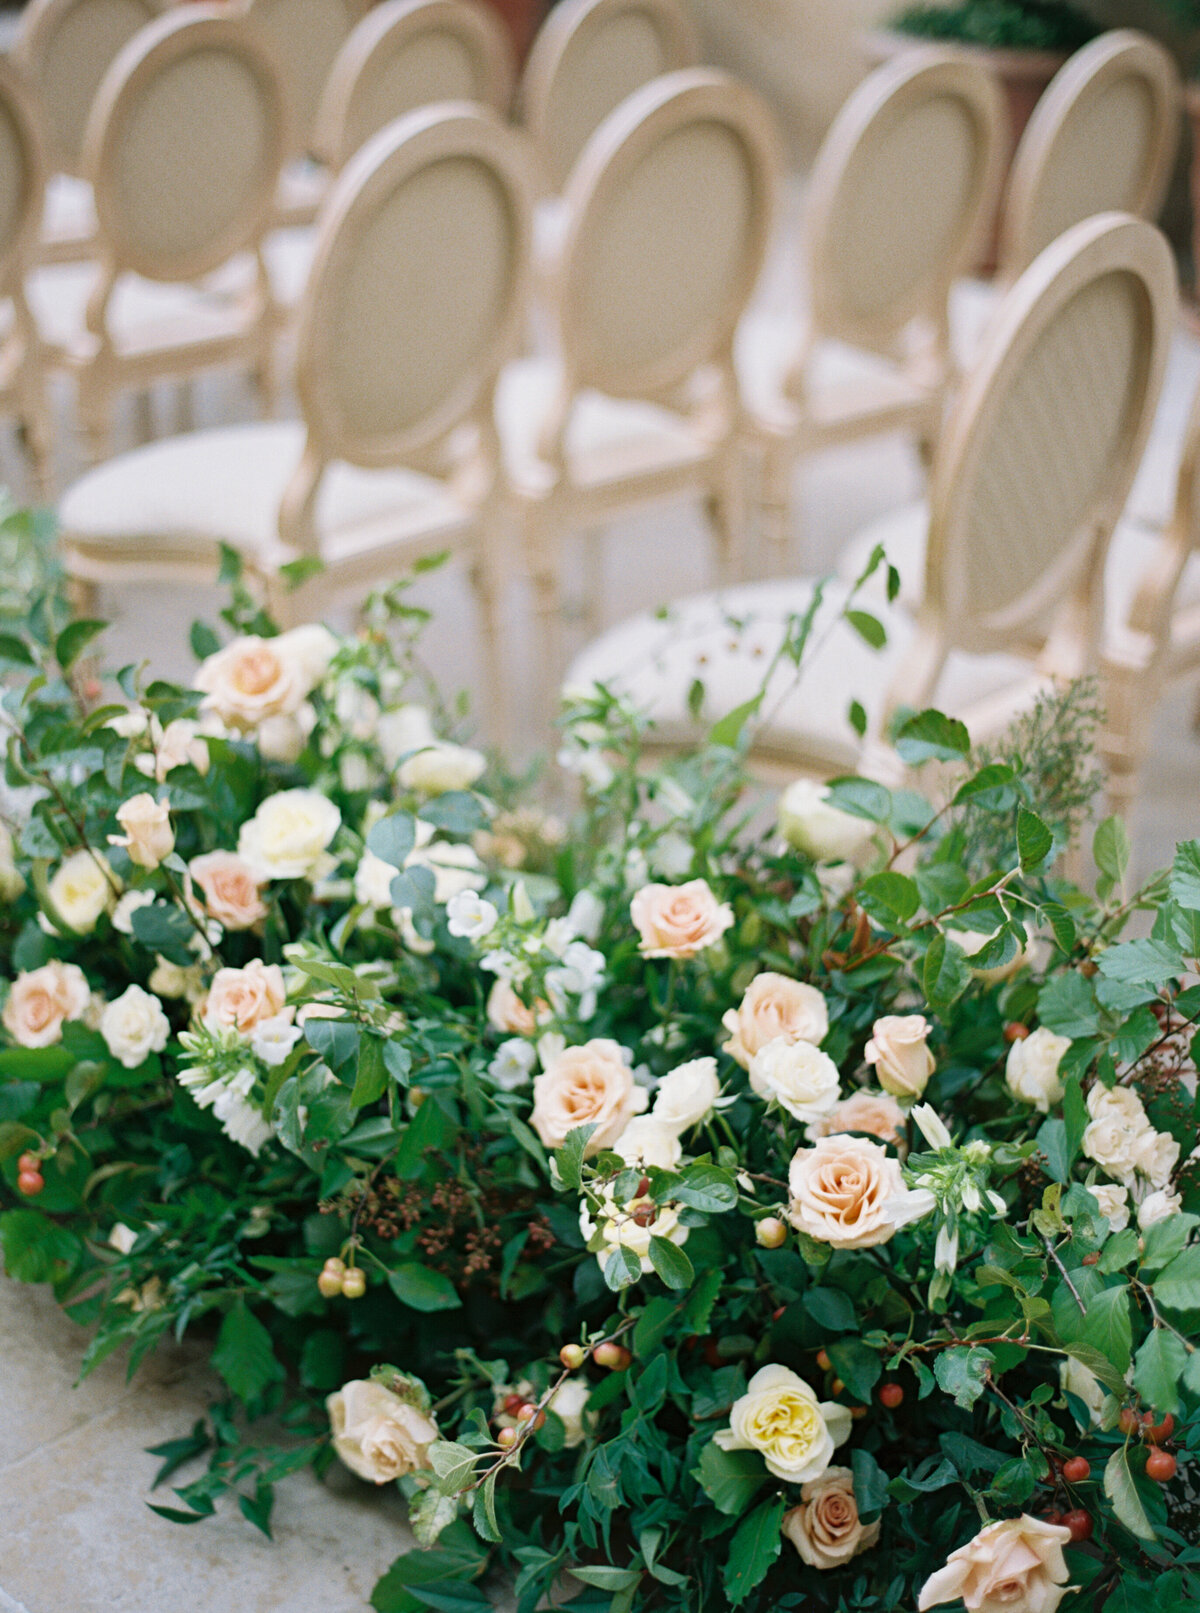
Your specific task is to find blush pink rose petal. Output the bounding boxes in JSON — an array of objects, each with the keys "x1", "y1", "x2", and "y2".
[
  {"x1": 3, "y1": 960, "x2": 91, "y2": 1048},
  {"x1": 722, "y1": 973, "x2": 829, "y2": 1069},
  {"x1": 530, "y1": 1038, "x2": 646, "y2": 1156},
  {"x1": 787, "y1": 1134, "x2": 907, "y2": 1249},
  {"x1": 202, "y1": 959, "x2": 289, "y2": 1039},
  {"x1": 190, "y1": 851, "x2": 269, "y2": 931},
  {"x1": 630, "y1": 879, "x2": 733, "y2": 959},
  {"x1": 918, "y1": 1515, "x2": 1073, "y2": 1613}
]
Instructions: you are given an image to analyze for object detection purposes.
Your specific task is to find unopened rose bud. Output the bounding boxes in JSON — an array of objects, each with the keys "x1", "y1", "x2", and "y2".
[
  {"x1": 755, "y1": 1216, "x2": 787, "y2": 1249},
  {"x1": 559, "y1": 1343, "x2": 586, "y2": 1370}
]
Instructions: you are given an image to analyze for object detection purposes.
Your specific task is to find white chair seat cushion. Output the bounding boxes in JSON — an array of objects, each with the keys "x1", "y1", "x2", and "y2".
[
  {"x1": 949, "y1": 275, "x2": 1000, "y2": 369},
  {"x1": 41, "y1": 175, "x2": 97, "y2": 251},
  {"x1": 58, "y1": 421, "x2": 472, "y2": 569},
  {"x1": 263, "y1": 226, "x2": 316, "y2": 308},
  {"x1": 275, "y1": 159, "x2": 329, "y2": 227},
  {"x1": 736, "y1": 313, "x2": 933, "y2": 437},
  {"x1": 1124, "y1": 325, "x2": 1200, "y2": 529},
  {"x1": 566, "y1": 577, "x2": 1042, "y2": 769},
  {"x1": 27, "y1": 261, "x2": 252, "y2": 360},
  {"x1": 1103, "y1": 515, "x2": 1200, "y2": 651},
  {"x1": 496, "y1": 355, "x2": 710, "y2": 495}
]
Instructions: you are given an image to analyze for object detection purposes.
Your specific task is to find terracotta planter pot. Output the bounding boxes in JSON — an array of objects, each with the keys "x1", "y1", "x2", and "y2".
[
  {"x1": 479, "y1": 0, "x2": 548, "y2": 64},
  {"x1": 861, "y1": 29, "x2": 1067, "y2": 273}
]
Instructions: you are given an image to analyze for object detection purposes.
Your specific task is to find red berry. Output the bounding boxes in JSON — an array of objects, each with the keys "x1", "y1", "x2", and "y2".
[
  {"x1": 1003, "y1": 1022, "x2": 1030, "y2": 1042},
  {"x1": 1062, "y1": 1457, "x2": 1090, "y2": 1483},
  {"x1": 878, "y1": 1383, "x2": 904, "y2": 1408},
  {"x1": 16, "y1": 1169, "x2": 43, "y2": 1196},
  {"x1": 816, "y1": 1349, "x2": 832, "y2": 1372},
  {"x1": 1080, "y1": 1252, "x2": 1099, "y2": 1266},
  {"x1": 1118, "y1": 1408, "x2": 1140, "y2": 1436},
  {"x1": 1146, "y1": 1449, "x2": 1177, "y2": 1482},
  {"x1": 17, "y1": 1152, "x2": 40, "y2": 1174},
  {"x1": 1062, "y1": 1509, "x2": 1092, "y2": 1542},
  {"x1": 831, "y1": 1377, "x2": 846, "y2": 1397},
  {"x1": 1142, "y1": 1411, "x2": 1175, "y2": 1444},
  {"x1": 592, "y1": 1342, "x2": 630, "y2": 1370},
  {"x1": 703, "y1": 1340, "x2": 722, "y2": 1368},
  {"x1": 496, "y1": 1426, "x2": 518, "y2": 1449},
  {"x1": 771, "y1": 1306, "x2": 786, "y2": 1322},
  {"x1": 1042, "y1": 1509, "x2": 1064, "y2": 1527},
  {"x1": 502, "y1": 1393, "x2": 525, "y2": 1415}
]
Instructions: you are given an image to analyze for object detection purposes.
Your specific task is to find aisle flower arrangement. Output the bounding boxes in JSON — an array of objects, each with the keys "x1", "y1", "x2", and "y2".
[{"x1": 1, "y1": 549, "x2": 1199, "y2": 1613}]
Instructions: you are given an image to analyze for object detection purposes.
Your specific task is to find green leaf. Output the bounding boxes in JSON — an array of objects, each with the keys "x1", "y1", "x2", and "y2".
[
  {"x1": 129, "y1": 902, "x2": 195, "y2": 966},
  {"x1": 429, "y1": 1441, "x2": 481, "y2": 1497},
  {"x1": 647, "y1": 1235, "x2": 693, "y2": 1291},
  {"x1": 723, "y1": 1494, "x2": 785, "y2": 1608},
  {"x1": 850, "y1": 1448, "x2": 889, "y2": 1524},
  {"x1": 802, "y1": 1285, "x2": 856, "y2": 1332},
  {"x1": 695, "y1": 1443, "x2": 767, "y2": 1515},
  {"x1": 366, "y1": 813, "x2": 417, "y2": 868},
  {"x1": 671, "y1": 1164, "x2": 737, "y2": 1213},
  {"x1": 417, "y1": 793, "x2": 488, "y2": 836},
  {"x1": 933, "y1": 1345, "x2": 994, "y2": 1410},
  {"x1": 0, "y1": 1208, "x2": 81, "y2": 1282},
  {"x1": 55, "y1": 619, "x2": 106, "y2": 670},
  {"x1": 845, "y1": 609, "x2": 886, "y2": 649},
  {"x1": 1153, "y1": 1246, "x2": 1200, "y2": 1314},
  {"x1": 554, "y1": 1125, "x2": 596, "y2": 1192},
  {"x1": 388, "y1": 1263, "x2": 462, "y2": 1313},
  {"x1": 895, "y1": 709, "x2": 970, "y2": 764},
  {"x1": 952, "y1": 762, "x2": 1017, "y2": 807},
  {"x1": 1169, "y1": 839, "x2": 1200, "y2": 911},
  {"x1": 1097, "y1": 939, "x2": 1183, "y2": 987},
  {"x1": 1017, "y1": 807, "x2": 1053, "y2": 872},
  {"x1": 1094, "y1": 817, "x2": 1132, "y2": 887},
  {"x1": 601, "y1": 1243, "x2": 643, "y2": 1291},
  {"x1": 1063, "y1": 1076, "x2": 1087, "y2": 1165},
  {"x1": 1038, "y1": 973, "x2": 1099, "y2": 1039},
  {"x1": 633, "y1": 1296, "x2": 678, "y2": 1358},
  {"x1": 1133, "y1": 1329, "x2": 1187, "y2": 1418},
  {"x1": 1080, "y1": 1285, "x2": 1133, "y2": 1374},
  {"x1": 0, "y1": 1121, "x2": 38, "y2": 1160},
  {"x1": 709, "y1": 696, "x2": 762, "y2": 750},
  {"x1": 1104, "y1": 1446, "x2": 1156, "y2": 1542},
  {"x1": 824, "y1": 776, "x2": 892, "y2": 823},
  {"x1": 1036, "y1": 1119, "x2": 1070, "y2": 1184},
  {"x1": 211, "y1": 1300, "x2": 283, "y2": 1403},
  {"x1": 858, "y1": 871, "x2": 920, "y2": 924},
  {"x1": 351, "y1": 1034, "x2": 388, "y2": 1108},
  {"x1": 923, "y1": 932, "x2": 970, "y2": 1012},
  {"x1": 1098, "y1": 1229, "x2": 1140, "y2": 1274},
  {"x1": 472, "y1": 1471, "x2": 502, "y2": 1545},
  {"x1": 829, "y1": 1338, "x2": 881, "y2": 1402},
  {"x1": 569, "y1": 1567, "x2": 642, "y2": 1591}
]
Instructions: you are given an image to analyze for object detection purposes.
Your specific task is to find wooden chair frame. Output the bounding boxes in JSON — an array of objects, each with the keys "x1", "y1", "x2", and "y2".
[{"x1": 0, "y1": 61, "x2": 53, "y2": 495}]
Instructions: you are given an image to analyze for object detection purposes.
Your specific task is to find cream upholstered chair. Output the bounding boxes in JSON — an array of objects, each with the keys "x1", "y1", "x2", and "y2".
[
  {"x1": 0, "y1": 63, "x2": 54, "y2": 497},
  {"x1": 14, "y1": 0, "x2": 160, "y2": 264},
  {"x1": 25, "y1": 8, "x2": 287, "y2": 464},
  {"x1": 734, "y1": 47, "x2": 1005, "y2": 553},
  {"x1": 498, "y1": 68, "x2": 780, "y2": 703},
  {"x1": 240, "y1": 0, "x2": 369, "y2": 227},
  {"x1": 314, "y1": 0, "x2": 513, "y2": 172},
  {"x1": 565, "y1": 214, "x2": 1175, "y2": 781},
  {"x1": 951, "y1": 30, "x2": 1179, "y2": 362},
  {"x1": 58, "y1": 105, "x2": 533, "y2": 733}
]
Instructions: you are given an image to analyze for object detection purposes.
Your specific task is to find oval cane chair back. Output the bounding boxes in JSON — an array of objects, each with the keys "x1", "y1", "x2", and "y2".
[
  {"x1": 241, "y1": 0, "x2": 368, "y2": 159},
  {"x1": 804, "y1": 47, "x2": 1004, "y2": 358},
  {"x1": 1000, "y1": 30, "x2": 1179, "y2": 281},
  {"x1": 290, "y1": 102, "x2": 532, "y2": 495},
  {"x1": 0, "y1": 64, "x2": 48, "y2": 297},
  {"x1": 15, "y1": 0, "x2": 159, "y2": 177},
  {"x1": 924, "y1": 213, "x2": 1175, "y2": 662},
  {"x1": 83, "y1": 8, "x2": 286, "y2": 284},
  {"x1": 520, "y1": 0, "x2": 698, "y2": 193},
  {"x1": 314, "y1": 0, "x2": 513, "y2": 172},
  {"x1": 552, "y1": 69, "x2": 779, "y2": 408}
]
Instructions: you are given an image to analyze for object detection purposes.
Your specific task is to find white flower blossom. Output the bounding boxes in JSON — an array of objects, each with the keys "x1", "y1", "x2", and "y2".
[
  {"x1": 446, "y1": 890, "x2": 499, "y2": 942},
  {"x1": 488, "y1": 1038, "x2": 537, "y2": 1090}
]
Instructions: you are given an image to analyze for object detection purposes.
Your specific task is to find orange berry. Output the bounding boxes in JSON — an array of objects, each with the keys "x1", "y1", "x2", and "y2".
[
  {"x1": 1062, "y1": 1457, "x2": 1090, "y2": 1483},
  {"x1": 16, "y1": 1170, "x2": 43, "y2": 1196},
  {"x1": 831, "y1": 1377, "x2": 845, "y2": 1397},
  {"x1": 1118, "y1": 1408, "x2": 1140, "y2": 1436},
  {"x1": 1080, "y1": 1252, "x2": 1099, "y2": 1266},
  {"x1": 755, "y1": 1217, "x2": 787, "y2": 1249},
  {"x1": 850, "y1": 1406, "x2": 868, "y2": 1421},
  {"x1": 593, "y1": 1342, "x2": 631, "y2": 1371},
  {"x1": 496, "y1": 1426, "x2": 518, "y2": 1449},
  {"x1": 816, "y1": 1349, "x2": 832, "y2": 1372},
  {"x1": 1003, "y1": 1022, "x2": 1030, "y2": 1042},
  {"x1": 1146, "y1": 1449, "x2": 1177, "y2": 1482},
  {"x1": 878, "y1": 1383, "x2": 904, "y2": 1409},
  {"x1": 17, "y1": 1152, "x2": 40, "y2": 1174},
  {"x1": 1142, "y1": 1411, "x2": 1174, "y2": 1444}
]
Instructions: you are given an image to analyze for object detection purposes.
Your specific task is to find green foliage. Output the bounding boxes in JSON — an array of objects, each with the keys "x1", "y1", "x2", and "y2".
[{"x1": 891, "y1": 0, "x2": 1098, "y2": 51}]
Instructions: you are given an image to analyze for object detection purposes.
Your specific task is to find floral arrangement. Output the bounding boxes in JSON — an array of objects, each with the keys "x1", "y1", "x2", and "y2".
[{"x1": 1, "y1": 550, "x2": 1199, "y2": 1613}]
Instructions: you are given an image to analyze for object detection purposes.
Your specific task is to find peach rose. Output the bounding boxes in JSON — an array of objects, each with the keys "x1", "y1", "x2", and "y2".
[
  {"x1": 189, "y1": 851, "x2": 268, "y2": 931},
  {"x1": 486, "y1": 979, "x2": 549, "y2": 1037},
  {"x1": 806, "y1": 1089, "x2": 905, "y2": 1145},
  {"x1": 530, "y1": 1038, "x2": 646, "y2": 1155},
  {"x1": 864, "y1": 1014, "x2": 934, "y2": 1099},
  {"x1": 194, "y1": 624, "x2": 336, "y2": 732},
  {"x1": 722, "y1": 973, "x2": 829, "y2": 1069},
  {"x1": 3, "y1": 960, "x2": 90, "y2": 1048},
  {"x1": 326, "y1": 1379, "x2": 437, "y2": 1484},
  {"x1": 783, "y1": 1466, "x2": 880, "y2": 1569},
  {"x1": 630, "y1": 879, "x2": 733, "y2": 959},
  {"x1": 787, "y1": 1134, "x2": 906, "y2": 1249},
  {"x1": 202, "y1": 959, "x2": 288, "y2": 1039},
  {"x1": 918, "y1": 1515, "x2": 1073, "y2": 1613},
  {"x1": 109, "y1": 794, "x2": 174, "y2": 871}
]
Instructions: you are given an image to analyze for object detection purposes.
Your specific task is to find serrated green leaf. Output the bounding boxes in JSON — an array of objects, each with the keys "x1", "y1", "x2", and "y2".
[
  {"x1": 724, "y1": 1495, "x2": 785, "y2": 1608},
  {"x1": 1153, "y1": 1246, "x2": 1200, "y2": 1313},
  {"x1": 933, "y1": 1345, "x2": 993, "y2": 1409},
  {"x1": 647, "y1": 1235, "x2": 693, "y2": 1291},
  {"x1": 695, "y1": 1442, "x2": 767, "y2": 1515},
  {"x1": 1105, "y1": 1446, "x2": 1156, "y2": 1541},
  {"x1": 1094, "y1": 817, "x2": 1131, "y2": 886},
  {"x1": 1017, "y1": 807, "x2": 1053, "y2": 872},
  {"x1": 1169, "y1": 839, "x2": 1200, "y2": 911},
  {"x1": 1133, "y1": 1329, "x2": 1187, "y2": 1418},
  {"x1": 895, "y1": 709, "x2": 970, "y2": 764},
  {"x1": 388, "y1": 1263, "x2": 462, "y2": 1313},
  {"x1": 924, "y1": 932, "x2": 970, "y2": 1011},
  {"x1": 211, "y1": 1300, "x2": 283, "y2": 1403},
  {"x1": 351, "y1": 1033, "x2": 388, "y2": 1108}
]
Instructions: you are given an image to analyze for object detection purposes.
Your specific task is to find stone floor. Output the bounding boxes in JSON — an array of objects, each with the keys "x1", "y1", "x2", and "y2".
[{"x1": 2, "y1": 196, "x2": 1200, "y2": 1607}]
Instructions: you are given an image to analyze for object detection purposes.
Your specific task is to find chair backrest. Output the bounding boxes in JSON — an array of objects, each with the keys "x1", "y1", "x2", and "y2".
[
  {"x1": 314, "y1": 0, "x2": 513, "y2": 171},
  {"x1": 547, "y1": 68, "x2": 778, "y2": 433},
  {"x1": 520, "y1": 0, "x2": 697, "y2": 193},
  {"x1": 282, "y1": 103, "x2": 533, "y2": 547},
  {"x1": 803, "y1": 47, "x2": 1004, "y2": 359},
  {"x1": 15, "y1": 0, "x2": 159, "y2": 176},
  {"x1": 83, "y1": 8, "x2": 286, "y2": 285},
  {"x1": 240, "y1": 0, "x2": 368, "y2": 159},
  {"x1": 917, "y1": 213, "x2": 1174, "y2": 674},
  {"x1": 999, "y1": 30, "x2": 1179, "y2": 280},
  {"x1": 0, "y1": 64, "x2": 48, "y2": 299}
]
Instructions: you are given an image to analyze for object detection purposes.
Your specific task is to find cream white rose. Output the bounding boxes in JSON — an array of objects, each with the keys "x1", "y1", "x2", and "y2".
[
  {"x1": 487, "y1": 979, "x2": 549, "y2": 1037},
  {"x1": 1138, "y1": 1186, "x2": 1182, "y2": 1228},
  {"x1": 581, "y1": 1190, "x2": 688, "y2": 1273},
  {"x1": 612, "y1": 1116, "x2": 683, "y2": 1170},
  {"x1": 1082, "y1": 1084, "x2": 1153, "y2": 1184},
  {"x1": 238, "y1": 790, "x2": 341, "y2": 882},
  {"x1": 787, "y1": 1134, "x2": 907, "y2": 1249},
  {"x1": 1091, "y1": 1183, "x2": 1130, "y2": 1231},
  {"x1": 149, "y1": 956, "x2": 205, "y2": 1003},
  {"x1": 398, "y1": 742, "x2": 485, "y2": 795},
  {"x1": 100, "y1": 984, "x2": 170, "y2": 1069},
  {"x1": 749, "y1": 1037, "x2": 841, "y2": 1124},
  {"x1": 778, "y1": 779, "x2": 876, "y2": 863},
  {"x1": 782, "y1": 1465, "x2": 880, "y2": 1569},
  {"x1": 376, "y1": 704, "x2": 437, "y2": 769},
  {"x1": 918, "y1": 1514, "x2": 1073, "y2": 1613},
  {"x1": 109, "y1": 794, "x2": 174, "y2": 871},
  {"x1": 203, "y1": 959, "x2": 289, "y2": 1039},
  {"x1": 531, "y1": 1038, "x2": 646, "y2": 1155},
  {"x1": 326, "y1": 1379, "x2": 437, "y2": 1484},
  {"x1": 864, "y1": 1014, "x2": 934, "y2": 1099},
  {"x1": 723, "y1": 973, "x2": 829, "y2": 1069},
  {"x1": 651, "y1": 1056, "x2": 720, "y2": 1132},
  {"x1": 3, "y1": 960, "x2": 90, "y2": 1048},
  {"x1": 715, "y1": 1364, "x2": 852, "y2": 1484},
  {"x1": 189, "y1": 851, "x2": 268, "y2": 930},
  {"x1": 547, "y1": 1377, "x2": 592, "y2": 1448},
  {"x1": 409, "y1": 840, "x2": 486, "y2": 905},
  {"x1": 0, "y1": 822, "x2": 25, "y2": 901},
  {"x1": 47, "y1": 849, "x2": 117, "y2": 933},
  {"x1": 195, "y1": 625, "x2": 335, "y2": 731},
  {"x1": 806, "y1": 1089, "x2": 905, "y2": 1145},
  {"x1": 1005, "y1": 1026, "x2": 1069, "y2": 1113},
  {"x1": 1133, "y1": 1127, "x2": 1181, "y2": 1189},
  {"x1": 630, "y1": 879, "x2": 733, "y2": 960}
]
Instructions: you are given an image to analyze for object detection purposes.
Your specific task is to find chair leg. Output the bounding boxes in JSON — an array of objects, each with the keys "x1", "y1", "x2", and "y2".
[
  {"x1": 707, "y1": 453, "x2": 751, "y2": 585},
  {"x1": 133, "y1": 388, "x2": 155, "y2": 445},
  {"x1": 176, "y1": 380, "x2": 195, "y2": 434},
  {"x1": 577, "y1": 529, "x2": 605, "y2": 641},
  {"x1": 469, "y1": 538, "x2": 511, "y2": 749},
  {"x1": 17, "y1": 398, "x2": 53, "y2": 504},
  {"x1": 524, "y1": 500, "x2": 565, "y2": 735},
  {"x1": 65, "y1": 573, "x2": 99, "y2": 619},
  {"x1": 78, "y1": 394, "x2": 112, "y2": 467},
  {"x1": 759, "y1": 437, "x2": 794, "y2": 561},
  {"x1": 254, "y1": 342, "x2": 279, "y2": 419}
]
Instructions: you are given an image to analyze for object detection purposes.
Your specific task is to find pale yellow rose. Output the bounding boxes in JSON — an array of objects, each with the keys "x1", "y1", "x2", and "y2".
[
  {"x1": 749, "y1": 1037, "x2": 841, "y2": 1123},
  {"x1": 1082, "y1": 1084, "x2": 1153, "y2": 1185},
  {"x1": 530, "y1": 1038, "x2": 646, "y2": 1155},
  {"x1": 109, "y1": 794, "x2": 174, "y2": 871},
  {"x1": 581, "y1": 1190, "x2": 689, "y2": 1273},
  {"x1": 651, "y1": 1056, "x2": 720, "y2": 1132},
  {"x1": 722, "y1": 973, "x2": 829, "y2": 1069},
  {"x1": 1005, "y1": 1026, "x2": 1069, "y2": 1114},
  {"x1": 782, "y1": 1466, "x2": 880, "y2": 1569},
  {"x1": 787, "y1": 1134, "x2": 906, "y2": 1249},
  {"x1": 778, "y1": 779, "x2": 876, "y2": 863},
  {"x1": 715, "y1": 1364, "x2": 852, "y2": 1484},
  {"x1": 398, "y1": 741, "x2": 485, "y2": 795},
  {"x1": 1090, "y1": 1183, "x2": 1130, "y2": 1232},
  {"x1": 237, "y1": 790, "x2": 341, "y2": 882},
  {"x1": 0, "y1": 822, "x2": 25, "y2": 901},
  {"x1": 630, "y1": 879, "x2": 733, "y2": 959},
  {"x1": 195, "y1": 624, "x2": 336, "y2": 731},
  {"x1": 326, "y1": 1379, "x2": 437, "y2": 1484},
  {"x1": 100, "y1": 983, "x2": 170, "y2": 1069},
  {"x1": 806, "y1": 1090, "x2": 905, "y2": 1145},
  {"x1": 3, "y1": 960, "x2": 90, "y2": 1047},
  {"x1": 611, "y1": 1116, "x2": 683, "y2": 1170},
  {"x1": 47, "y1": 849, "x2": 117, "y2": 933},
  {"x1": 918, "y1": 1515, "x2": 1073, "y2": 1613},
  {"x1": 864, "y1": 1014, "x2": 934, "y2": 1099},
  {"x1": 189, "y1": 851, "x2": 268, "y2": 930},
  {"x1": 202, "y1": 959, "x2": 288, "y2": 1039},
  {"x1": 546, "y1": 1377, "x2": 592, "y2": 1449}
]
